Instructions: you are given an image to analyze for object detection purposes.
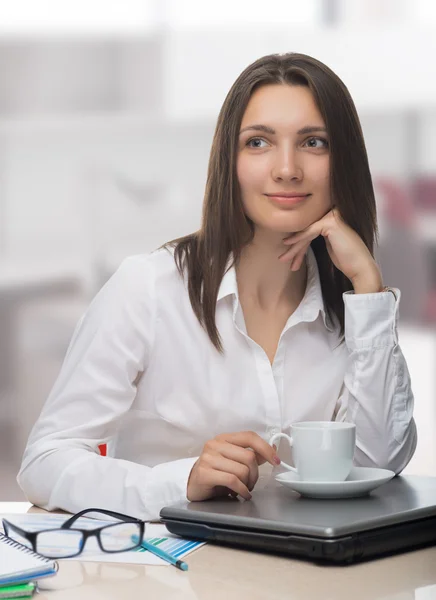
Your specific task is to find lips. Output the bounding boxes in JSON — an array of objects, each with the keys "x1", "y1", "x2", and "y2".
[
  {"x1": 265, "y1": 193, "x2": 309, "y2": 198},
  {"x1": 265, "y1": 193, "x2": 310, "y2": 206}
]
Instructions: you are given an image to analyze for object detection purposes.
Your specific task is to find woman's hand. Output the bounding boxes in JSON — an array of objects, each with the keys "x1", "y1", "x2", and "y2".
[
  {"x1": 280, "y1": 208, "x2": 383, "y2": 294},
  {"x1": 187, "y1": 431, "x2": 280, "y2": 502}
]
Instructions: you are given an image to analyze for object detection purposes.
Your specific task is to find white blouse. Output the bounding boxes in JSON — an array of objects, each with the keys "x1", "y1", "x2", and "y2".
[{"x1": 18, "y1": 246, "x2": 417, "y2": 521}]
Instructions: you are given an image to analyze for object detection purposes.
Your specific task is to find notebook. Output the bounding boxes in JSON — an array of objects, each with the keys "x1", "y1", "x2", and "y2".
[
  {"x1": 160, "y1": 474, "x2": 436, "y2": 564},
  {"x1": 0, "y1": 533, "x2": 58, "y2": 586}
]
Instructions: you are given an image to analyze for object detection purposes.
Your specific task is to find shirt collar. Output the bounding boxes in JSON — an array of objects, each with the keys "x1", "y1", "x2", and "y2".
[{"x1": 216, "y1": 246, "x2": 334, "y2": 332}]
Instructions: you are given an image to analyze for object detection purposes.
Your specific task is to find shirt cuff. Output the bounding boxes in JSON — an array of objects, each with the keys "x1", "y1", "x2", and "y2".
[
  {"x1": 343, "y1": 287, "x2": 400, "y2": 350},
  {"x1": 140, "y1": 456, "x2": 199, "y2": 521}
]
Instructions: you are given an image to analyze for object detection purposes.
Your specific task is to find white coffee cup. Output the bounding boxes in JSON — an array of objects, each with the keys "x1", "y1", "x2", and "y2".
[{"x1": 269, "y1": 421, "x2": 356, "y2": 482}]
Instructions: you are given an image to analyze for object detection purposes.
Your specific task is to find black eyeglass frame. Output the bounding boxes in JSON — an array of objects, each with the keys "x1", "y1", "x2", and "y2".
[{"x1": 2, "y1": 508, "x2": 146, "y2": 558}]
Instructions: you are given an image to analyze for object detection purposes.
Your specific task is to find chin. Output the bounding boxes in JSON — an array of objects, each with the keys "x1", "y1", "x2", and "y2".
[
  {"x1": 264, "y1": 217, "x2": 310, "y2": 234},
  {"x1": 269, "y1": 208, "x2": 326, "y2": 232}
]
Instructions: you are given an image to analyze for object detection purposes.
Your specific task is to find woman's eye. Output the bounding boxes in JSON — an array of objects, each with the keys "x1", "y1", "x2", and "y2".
[
  {"x1": 246, "y1": 137, "x2": 268, "y2": 149},
  {"x1": 304, "y1": 137, "x2": 329, "y2": 149}
]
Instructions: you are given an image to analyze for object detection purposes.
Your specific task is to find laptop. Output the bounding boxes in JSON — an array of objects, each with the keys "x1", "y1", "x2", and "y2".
[{"x1": 160, "y1": 475, "x2": 436, "y2": 564}]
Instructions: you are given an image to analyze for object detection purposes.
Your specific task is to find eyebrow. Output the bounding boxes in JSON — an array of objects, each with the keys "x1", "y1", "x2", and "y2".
[{"x1": 239, "y1": 124, "x2": 327, "y2": 136}]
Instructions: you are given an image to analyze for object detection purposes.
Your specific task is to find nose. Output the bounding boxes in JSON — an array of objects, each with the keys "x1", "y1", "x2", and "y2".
[{"x1": 271, "y1": 146, "x2": 303, "y2": 183}]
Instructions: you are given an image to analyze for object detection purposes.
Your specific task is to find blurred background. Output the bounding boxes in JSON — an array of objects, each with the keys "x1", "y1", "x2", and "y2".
[{"x1": 1, "y1": 0, "x2": 436, "y2": 499}]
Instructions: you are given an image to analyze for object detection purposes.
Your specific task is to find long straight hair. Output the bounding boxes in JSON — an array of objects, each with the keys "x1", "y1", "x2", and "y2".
[{"x1": 163, "y1": 53, "x2": 378, "y2": 353}]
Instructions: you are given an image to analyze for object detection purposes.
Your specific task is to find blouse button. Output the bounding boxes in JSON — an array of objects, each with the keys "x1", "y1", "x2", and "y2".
[{"x1": 268, "y1": 426, "x2": 280, "y2": 438}]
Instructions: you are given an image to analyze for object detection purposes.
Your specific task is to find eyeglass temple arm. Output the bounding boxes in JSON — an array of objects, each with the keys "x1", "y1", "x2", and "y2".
[
  {"x1": 2, "y1": 519, "x2": 28, "y2": 538},
  {"x1": 61, "y1": 508, "x2": 142, "y2": 529}
]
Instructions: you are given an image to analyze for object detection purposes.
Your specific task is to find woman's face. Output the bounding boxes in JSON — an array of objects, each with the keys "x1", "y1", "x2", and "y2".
[{"x1": 237, "y1": 83, "x2": 331, "y2": 235}]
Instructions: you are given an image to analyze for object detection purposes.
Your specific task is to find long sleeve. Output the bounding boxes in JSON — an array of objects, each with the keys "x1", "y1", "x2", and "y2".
[
  {"x1": 334, "y1": 288, "x2": 417, "y2": 474},
  {"x1": 17, "y1": 256, "x2": 198, "y2": 521}
]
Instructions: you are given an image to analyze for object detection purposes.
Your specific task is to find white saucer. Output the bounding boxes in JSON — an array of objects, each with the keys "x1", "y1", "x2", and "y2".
[{"x1": 275, "y1": 467, "x2": 395, "y2": 499}]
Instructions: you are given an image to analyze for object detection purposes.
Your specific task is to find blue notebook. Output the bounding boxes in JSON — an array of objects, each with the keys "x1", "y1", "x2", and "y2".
[{"x1": 0, "y1": 532, "x2": 58, "y2": 586}]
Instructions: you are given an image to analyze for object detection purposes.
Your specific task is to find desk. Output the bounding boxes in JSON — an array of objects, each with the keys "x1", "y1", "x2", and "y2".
[{"x1": 2, "y1": 503, "x2": 436, "y2": 600}]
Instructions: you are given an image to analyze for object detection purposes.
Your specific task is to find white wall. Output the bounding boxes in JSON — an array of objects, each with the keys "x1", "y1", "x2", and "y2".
[
  {"x1": 163, "y1": 27, "x2": 436, "y2": 119},
  {"x1": 1, "y1": 118, "x2": 211, "y2": 267}
]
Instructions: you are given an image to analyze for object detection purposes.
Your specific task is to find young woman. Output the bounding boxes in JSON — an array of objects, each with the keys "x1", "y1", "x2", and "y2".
[{"x1": 18, "y1": 53, "x2": 417, "y2": 520}]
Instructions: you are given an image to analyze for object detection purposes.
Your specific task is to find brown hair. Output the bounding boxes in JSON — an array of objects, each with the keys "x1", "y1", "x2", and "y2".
[{"x1": 162, "y1": 52, "x2": 378, "y2": 352}]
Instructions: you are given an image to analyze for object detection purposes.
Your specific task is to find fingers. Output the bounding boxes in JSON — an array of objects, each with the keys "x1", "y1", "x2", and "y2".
[
  {"x1": 187, "y1": 432, "x2": 280, "y2": 503},
  {"x1": 290, "y1": 243, "x2": 311, "y2": 271},
  {"x1": 282, "y1": 231, "x2": 307, "y2": 245},
  {"x1": 202, "y1": 466, "x2": 252, "y2": 500},
  {"x1": 216, "y1": 431, "x2": 280, "y2": 467},
  {"x1": 201, "y1": 451, "x2": 254, "y2": 490},
  {"x1": 187, "y1": 461, "x2": 252, "y2": 501},
  {"x1": 278, "y1": 238, "x2": 309, "y2": 267},
  {"x1": 214, "y1": 486, "x2": 238, "y2": 498},
  {"x1": 217, "y1": 443, "x2": 259, "y2": 490},
  {"x1": 282, "y1": 208, "x2": 337, "y2": 247}
]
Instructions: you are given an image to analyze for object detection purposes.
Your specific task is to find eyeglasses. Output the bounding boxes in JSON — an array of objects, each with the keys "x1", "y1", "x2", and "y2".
[{"x1": 2, "y1": 508, "x2": 146, "y2": 559}]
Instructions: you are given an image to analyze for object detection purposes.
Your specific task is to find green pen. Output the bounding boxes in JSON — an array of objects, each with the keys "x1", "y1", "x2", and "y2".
[
  {"x1": 139, "y1": 539, "x2": 189, "y2": 571},
  {"x1": 0, "y1": 581, "x2": 36, "y2": 598}
]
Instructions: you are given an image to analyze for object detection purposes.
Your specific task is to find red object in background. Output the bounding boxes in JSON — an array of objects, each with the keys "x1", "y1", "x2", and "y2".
[
  {"x1": 376, "y1": 177, "x2": 416, "y2": 227},
  {"x1": 98, "y1": 444, "x2": 107, "y2": 456},
  {"x1": 424, "y1": 290, "x2": 436, "y2": 322},
  {"x1": 411, "y1": 177, "x2": 436, "y2": 211},
  {"x1": 375, "y1": 176, "x2": 432, "y2": 324}
]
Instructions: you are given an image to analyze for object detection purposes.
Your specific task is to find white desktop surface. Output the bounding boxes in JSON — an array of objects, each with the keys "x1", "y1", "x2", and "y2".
[{"x1": 1, "y1": 501, "x2": 436, "y2": 600}]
